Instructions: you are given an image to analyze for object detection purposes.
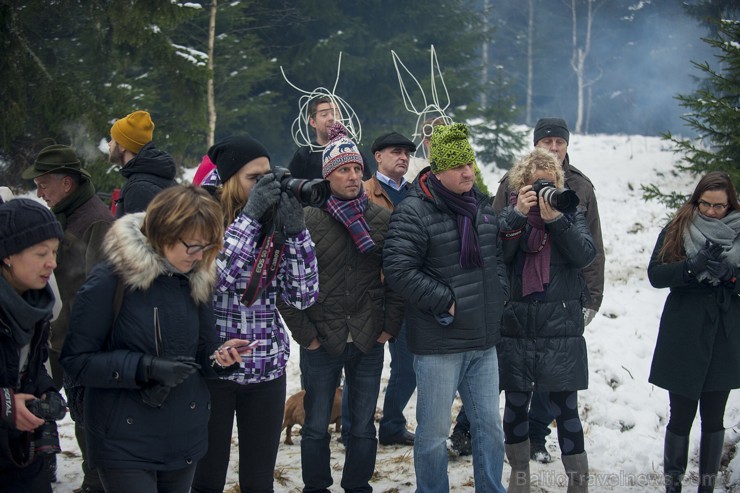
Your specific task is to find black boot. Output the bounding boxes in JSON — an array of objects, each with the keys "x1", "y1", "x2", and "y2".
[
  {"x1": 697, "y1": 429, "x2": 724, "y2": 493},
  {"x1": 664, "y1": 430, "x2": 689, "y2": 493}
]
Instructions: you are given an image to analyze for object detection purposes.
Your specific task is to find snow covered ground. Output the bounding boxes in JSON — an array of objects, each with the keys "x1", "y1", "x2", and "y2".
[{"x1": 51, "y1": 133, "x2": 739, "y2": 492}]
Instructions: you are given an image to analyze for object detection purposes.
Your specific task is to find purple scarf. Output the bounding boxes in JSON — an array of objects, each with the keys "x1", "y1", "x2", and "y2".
[
  {"x1": 428, "y1": 173, "x2": 483, "y2": 268},
  {"x1": 323, "y1": 191, "x2": 375, "y2": 253},
  {"x1": 510, "y1": 191, "x2": 551, "y2": 296}
]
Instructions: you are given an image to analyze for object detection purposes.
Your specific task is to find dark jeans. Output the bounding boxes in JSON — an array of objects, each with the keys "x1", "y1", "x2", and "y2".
[
  {"x1": 379, "y1": 322, "x2": 416, "y2": 440},
  {"x1": 667, "y1": 390, "x2": 730, "y2": 436},
  {"x1": 98, "y1": 464, "x2": 196, "y2": 493},
  {"x1": 0, "y1": 455, "x2": 52, "y2": 493},
  {"x1": 528, "y1": 391, "x2": 554, "y2": 445},
  {"x1": 301, "y1": 342, "x2": 384, "y2": 493},
  {"x1": 191, "y1": 376, "x2": 286, "y2": 493}
]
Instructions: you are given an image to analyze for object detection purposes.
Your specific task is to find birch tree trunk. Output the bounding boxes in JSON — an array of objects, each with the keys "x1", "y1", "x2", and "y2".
[
  {"x1": 526, "y1": 0, "x2": 534, "y2": 126},
  {"x1": 570, "y1": 0, "x2": 593, "y2": 134},
  {"x1": 207, "y1": 0, "x2": 217, "y2": 147}
]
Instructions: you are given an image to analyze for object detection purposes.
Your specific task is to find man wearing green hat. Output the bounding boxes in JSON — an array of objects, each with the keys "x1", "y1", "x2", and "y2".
[
  {"x1": 23, "y1": 143, "x2": 113, "y2": 493},
  {"x1": 383, "y1": 123, "x2": 509, "y2": 492}
]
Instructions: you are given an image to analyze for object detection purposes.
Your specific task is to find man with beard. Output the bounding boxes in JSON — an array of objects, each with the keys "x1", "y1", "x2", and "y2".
[{"x1": 108, "y1": 110, "x2": 177, "y2": 217}]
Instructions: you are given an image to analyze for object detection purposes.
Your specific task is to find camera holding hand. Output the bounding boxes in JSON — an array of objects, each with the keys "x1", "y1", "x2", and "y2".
[
  {"x1": 532, "y1": 178, "x2": 580, "y2": 214},
  {"x1": 26, "y1": 392, "x2": 67, "y2": 456}
]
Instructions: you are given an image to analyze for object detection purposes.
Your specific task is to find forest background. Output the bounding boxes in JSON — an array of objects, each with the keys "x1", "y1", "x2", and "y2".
[{"x1": 0, "y1": 0, "x2": 738, "y2": 195}]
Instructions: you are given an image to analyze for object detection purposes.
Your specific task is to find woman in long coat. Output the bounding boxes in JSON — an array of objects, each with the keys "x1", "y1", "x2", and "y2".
[
  {"x1": 61, "y1": 186, "x2": 246, "y2": 493},
  {"x1": 648, "y1": 171, "x2": 740, "y2": 493},
  {"x1": 496, "y1": 148, "x2": 595, "y2": 492}
]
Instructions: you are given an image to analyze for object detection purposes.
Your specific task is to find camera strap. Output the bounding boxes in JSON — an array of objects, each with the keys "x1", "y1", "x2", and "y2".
[{"x1": 240, "y1": 222, "x2": 285, "y2": 307}]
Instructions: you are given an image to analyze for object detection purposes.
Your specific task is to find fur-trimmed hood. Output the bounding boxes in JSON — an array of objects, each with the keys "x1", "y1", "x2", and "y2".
[{"x1": 103, "y1": 213, "x2": 216, "y2": 304}]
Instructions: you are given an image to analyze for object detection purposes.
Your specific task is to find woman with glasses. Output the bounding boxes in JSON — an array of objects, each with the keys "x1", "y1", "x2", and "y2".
[
  {"x1": 648, "y1": 171, "x2": 740, "y2": 493},
  {"x1": 61, "y1": 185, "x2": 246, "y2": 493},
  {"x1": 191, "y1": 136, "x2": 319, "y2": 493}
]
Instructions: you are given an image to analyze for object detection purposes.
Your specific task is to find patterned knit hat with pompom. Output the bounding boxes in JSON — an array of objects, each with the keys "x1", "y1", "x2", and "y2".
[{"x1": 321, "y1": 122, "x2": 363, "y2": 178}]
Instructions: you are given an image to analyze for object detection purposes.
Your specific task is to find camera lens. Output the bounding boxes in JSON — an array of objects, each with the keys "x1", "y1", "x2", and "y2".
[
  {"x1": 531, "y1": 178, "x2": 579, "y2": 213},
  {"x1": 274, "y1": 167, "x2": 331, "y2": 208}
]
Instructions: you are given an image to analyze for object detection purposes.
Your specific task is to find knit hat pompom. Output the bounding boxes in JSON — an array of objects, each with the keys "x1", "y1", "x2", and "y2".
[
  {"x1": 0, "y1": 199, "x2": 63, "y2": 259},
  {"x1": 428, "y1": 123, "x2": 477, "y2": 174},
  {"x1": 110, "y1": 110, "x2": 155, "y2": 154},
  {"x1": 322, "y1": 122, "x2": 363, "y2": 178}
]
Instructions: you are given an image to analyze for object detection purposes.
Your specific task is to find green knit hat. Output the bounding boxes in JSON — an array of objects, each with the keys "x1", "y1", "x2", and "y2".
[{"x1": 428, "y1": 123, "x2": 476, "y2": 174}]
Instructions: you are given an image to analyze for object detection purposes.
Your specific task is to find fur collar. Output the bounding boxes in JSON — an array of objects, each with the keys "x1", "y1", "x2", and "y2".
[{"x1": 103, "y1": 213, "x2": 216, "y2": 304}]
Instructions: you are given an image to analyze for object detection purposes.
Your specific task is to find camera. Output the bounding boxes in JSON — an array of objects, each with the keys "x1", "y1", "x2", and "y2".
[
  {"x1": 26, "y1": 392, "x2": 67, "y2": 421},
  {"x1": 26, "y1": 393, "x2": 66, "y2": 457},
  {"x1": 531, "y1": 178, "x2": 580, "y2": 213},
  {"x1": 273, "y1": 166, "x2": 331, "y2": 208}
]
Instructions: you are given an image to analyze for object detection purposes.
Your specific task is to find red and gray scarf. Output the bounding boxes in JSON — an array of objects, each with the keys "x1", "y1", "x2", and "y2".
[{"x1": 323, "y1": 190, "x2": 375, "y2": 253}]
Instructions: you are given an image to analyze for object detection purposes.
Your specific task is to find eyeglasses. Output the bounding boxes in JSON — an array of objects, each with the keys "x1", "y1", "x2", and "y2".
[
  {"x1": 697, "y1": 200, "x2": 728, "y2": 213},
  {"x1": 180, "y1": 239, "x2": 219, "y2": 256}
]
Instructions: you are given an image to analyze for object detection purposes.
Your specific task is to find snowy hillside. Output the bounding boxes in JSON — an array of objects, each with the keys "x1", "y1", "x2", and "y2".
[{"x1": 52, "y1": 133, "x2": 739, "y2": 492}]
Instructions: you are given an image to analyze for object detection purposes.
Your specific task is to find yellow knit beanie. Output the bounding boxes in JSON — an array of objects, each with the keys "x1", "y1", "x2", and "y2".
[{"x1": 110, "y1": 110, "x2": 155, "y2": 153}]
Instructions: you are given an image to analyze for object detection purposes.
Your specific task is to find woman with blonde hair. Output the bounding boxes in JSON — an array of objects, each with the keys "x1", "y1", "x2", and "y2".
[
  {"x1": 61, "y1": 185, "x2": 246, "y2": 493},
  {"x1": 497, "y1": 148, "x2": 595, "y2": 492},
  {"x1": 649, "y1": 171, "x2": 740, "y2": 493},
  {"x1": 192, "y1": 136, "x2": 319, "y2": 493}
]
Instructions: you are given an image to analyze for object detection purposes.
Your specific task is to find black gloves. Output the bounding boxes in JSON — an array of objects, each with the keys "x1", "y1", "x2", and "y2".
[
  {"x1": 706, "y1": 259, "x2": 736, "y2": 282},
  {"x1": 242, "y1": 173, "x2": 281, "y2": 220},
  {"x1": 138, "y1": 355, "x2": 200, "y2": 387},
  {"x1": 277, "y1": 192, "x2": 306, "y2": 236},
  {"x1": 686, "y1": 240, "x2": 723, "y2": 276}
]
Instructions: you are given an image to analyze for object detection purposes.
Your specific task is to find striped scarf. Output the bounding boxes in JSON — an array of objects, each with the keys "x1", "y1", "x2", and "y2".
[{"x1": 323, "y1": 191, "x2": 375, "y2": 253}]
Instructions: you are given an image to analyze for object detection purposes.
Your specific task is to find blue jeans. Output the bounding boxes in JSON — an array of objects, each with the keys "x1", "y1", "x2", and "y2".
[
  {"x1": 379, "y1": 322, "x2": 416, "y2": 440},
  {"x1": 528, "y1": 391, "x2": 554, "y2": 445},
  {"x1": 414, "y1": 346, "x2": 506, "y2": 493},
  {"x1": 301, "y1": 343, "x2": 384, "y2": 493}
]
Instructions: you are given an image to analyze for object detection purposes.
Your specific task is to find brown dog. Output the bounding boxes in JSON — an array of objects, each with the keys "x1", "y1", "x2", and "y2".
[{"x1": 282, "y1": 386, "x2": 342, "y2": 445}]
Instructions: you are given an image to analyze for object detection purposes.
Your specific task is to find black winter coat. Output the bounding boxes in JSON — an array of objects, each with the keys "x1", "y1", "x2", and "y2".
[
  {"x1": 383, "y1": 169, "x2": 509, "y2": 355},
  {"x1": 496, "y1": 207, "x2": 595, "y2": 392},
  {"x1": 60, "y1": 213, "x2": 222, "y2": 471},
  {"x1": 281, "y1": 202, "x2": 404, "y2": 356},
  {"x1": 648, "y1": 227, "x2": 740, "y2": 400},
  {"x1": 116, "y1": 142, "x2": 177, "y2": 217},
  {"x1": 0, "y1": 280, "x2": 56, "y2": 472}
]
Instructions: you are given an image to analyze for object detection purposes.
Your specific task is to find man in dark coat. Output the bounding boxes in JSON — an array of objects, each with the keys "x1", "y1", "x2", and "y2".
[
  {"x1": 280, "y1": 123, "x2": 403, "y2": 492},
  {"x1": 288, "y1": 96, "x2": 374, "y2": 180},
  {"x1": 108, "y1": 110, "x2": 177, "y2": 217},
  {"x1": 23, "y1": 144, "x2": 113, "y2": 492},
  {"x1": 383, "y1": 123, "x2": 508, "y2": 493}
]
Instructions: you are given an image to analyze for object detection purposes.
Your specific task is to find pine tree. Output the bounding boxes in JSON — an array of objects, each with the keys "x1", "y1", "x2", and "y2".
[{"x1": 643, "y1": 17, "x2": 740, "y2": 207}]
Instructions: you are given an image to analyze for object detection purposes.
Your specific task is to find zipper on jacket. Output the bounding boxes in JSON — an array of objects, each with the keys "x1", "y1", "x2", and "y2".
[{"x1": 153, "y1": 307, "x2": 162, "y2": 356}]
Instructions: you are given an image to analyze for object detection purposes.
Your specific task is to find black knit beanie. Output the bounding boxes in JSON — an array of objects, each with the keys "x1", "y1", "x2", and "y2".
[
  {"x1": 207, "y1": 136, "x2": 271, "y2": 184},
  {"x1": 533, "y1": 118, "x2": 570, "y2": 145},
  {"x1": 0, "y1": 199, "x2": 64, "y2": 259}
]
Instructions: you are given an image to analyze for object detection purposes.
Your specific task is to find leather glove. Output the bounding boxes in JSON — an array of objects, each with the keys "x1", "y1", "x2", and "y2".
[
  {"x1": 277, "y1": 192, "x2": 306, "y2": 236},
  {"x1": 140, "y1": 384, "x2": 172, "y2": 408},
  {"x1": 706, "y1": 259, "x2": 736, "y2": 282},
  {"x1": 686, "y1": 240, "x2": 723, "y2": 276},
  {"x1": 583, "y1": 308, "x2": 597, "y2": 327},
  {"x1": 138, "y1": 355, "x2": 200, "y2": 387},
  {"x1": 242, "y1": 173, "x2": 281, "y2": 220}
]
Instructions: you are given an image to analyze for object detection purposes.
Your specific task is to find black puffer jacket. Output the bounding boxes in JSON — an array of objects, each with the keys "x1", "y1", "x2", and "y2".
[
  {"x1": 383, "y1": 169, "x2": 509, "y2": 355},
  {"x1": 116, "y1": 142, "x2": 177, "y2": 217},
  {"x1": 60, "y1": 213, "x2": 222, "y2": 471},
  {"x1": 0, "y1": 279, "x2": 56, "y2": 472},
  {"x1": 281, "y1": 202, "x2": 404, "y2": 356},
  {"x1": 496, "y1": 206, "x2": 595, "y2": 392}
]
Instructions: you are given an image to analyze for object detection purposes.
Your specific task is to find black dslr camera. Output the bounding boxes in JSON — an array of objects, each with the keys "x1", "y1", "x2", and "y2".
[
  {"x1": 27, "y1": 393, "x2": 67, "y2": 456},
  {"x1": 273, "y1": 166, "x2": 331, "y2": 208},
  {"x1": 531, "y1": 178, "x2": 580, "y2": 214}
]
